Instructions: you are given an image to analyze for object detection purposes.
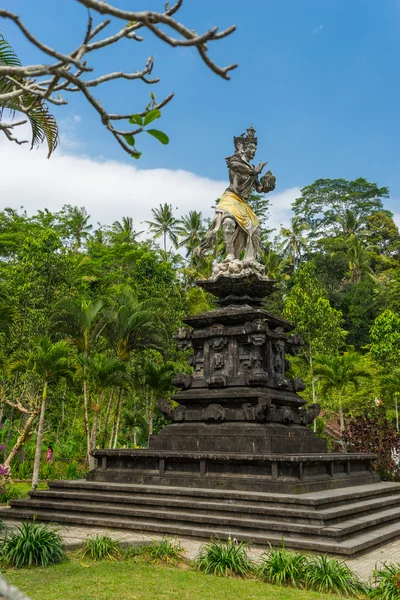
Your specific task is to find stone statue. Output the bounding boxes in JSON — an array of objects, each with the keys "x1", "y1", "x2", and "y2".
[{"x1": 196, "y1": 125, "x2": 276, "y2": 267}]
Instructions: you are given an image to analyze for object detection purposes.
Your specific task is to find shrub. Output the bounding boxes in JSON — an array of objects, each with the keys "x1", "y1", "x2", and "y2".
[
  {"x1": 1, "y1": 521, "x2": 65, "y2": 568},
  {"x1": 303, "y1": 554, "x2": 366, "y2": 597},
  {"x1": 256, "y1": 544, "x2": 307, "y2": 587},
  {"x1": 343, "y1": 413, "x2": 400, "y2": 481},
  {"x1": 369, "y1": 562, "x2": 400, "y2": 599},
  {"x1": 141, "y1": 538, "x2": 185, "y2": 565},
  {"x1": 81, "y1": 534, "x2": 121, "y2": 561},
  {"x1": 196, "y1": 538, "x2": 253, "y2": 577},
  {"x1": 0, "y1": 485, "x2": 23, "y2": 505},
  {"x1": 14, "y1": 460, "x2": 32, "y2": 480}
]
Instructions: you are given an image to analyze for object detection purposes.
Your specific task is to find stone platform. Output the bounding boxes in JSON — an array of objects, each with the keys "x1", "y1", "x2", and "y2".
[
  {"x1": 5, "y1": 480, "x2": 400, "y2": 556},
  {"x1": 88, "y1": 449, "x2": 378, "y2": 494}
]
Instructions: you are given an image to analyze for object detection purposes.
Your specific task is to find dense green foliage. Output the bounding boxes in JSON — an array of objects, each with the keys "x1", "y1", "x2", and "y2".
[{"x1": 0, "y1": 174, "x2": 399, "y2": 482}]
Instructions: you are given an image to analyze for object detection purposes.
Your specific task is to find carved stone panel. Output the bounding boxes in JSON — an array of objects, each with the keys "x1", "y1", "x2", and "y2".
[{"x1": 202, "y1": 404, "x2": 226, "y2": 421}]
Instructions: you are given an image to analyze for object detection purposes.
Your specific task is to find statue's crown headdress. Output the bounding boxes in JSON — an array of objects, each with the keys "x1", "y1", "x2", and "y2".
[{"x1": 233, "y1": 124, "x2": 257, "y2": 152}]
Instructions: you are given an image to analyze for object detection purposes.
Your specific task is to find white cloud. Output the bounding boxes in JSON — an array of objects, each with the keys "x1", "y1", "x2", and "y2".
[
  {"x1": 268, "y1": 187, "x2": 300, "y2": 234},
  {"x1": 312, "y1": 24, "x2": 324, "y2": 35},
  {"x1": 0, "y1": 132, "x2": 296, "y2": 241}
]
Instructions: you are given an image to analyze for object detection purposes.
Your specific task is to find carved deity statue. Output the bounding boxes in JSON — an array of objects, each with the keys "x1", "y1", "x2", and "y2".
[{"x1": 196, "y1": 125, "x2": 276, "y2": 264}]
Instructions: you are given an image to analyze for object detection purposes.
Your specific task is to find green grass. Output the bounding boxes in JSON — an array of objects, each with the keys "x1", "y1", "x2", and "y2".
[
  {"x1": 5, "y1": 482, "x2": 48, "y2": 499},
  {"x1": 4, "y1": 555, "x2": 348, "y2": 600}
]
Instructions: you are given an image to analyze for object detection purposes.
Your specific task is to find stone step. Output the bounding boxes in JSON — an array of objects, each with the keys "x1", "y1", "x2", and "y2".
[
  {"x1": 28, "y1": 488, "x2": 400, "y2": 525},
  {"x1": 10, "y1": 499, "x2": 326, "y2": 536},
  {"x1": 11, "y1": 496, "x2": 400, "y2": 540},
  {"x1": 5, "y1": 506, "x2": 400, "y2": 556},
  {"x1": 47, "y1": 480, "x2": 400, "y2": 509}
]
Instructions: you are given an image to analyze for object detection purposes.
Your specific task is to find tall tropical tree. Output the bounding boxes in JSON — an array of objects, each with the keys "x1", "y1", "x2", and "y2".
[
  {"x1": 0, "y1": 34, "x2": 58, "y2": 157},
  {"x1": 177, "y1": 211, "x2": 205, "y2": 258},
  {"x1": 381, "y1": 368, "x2": 400, "y2": 431},
  {"x1": 146, "y1": 203, "x2": 179, "y2": 252},
  {"x1": 51, "y1": 298, "x2": 104, "y2": 460},
  {"x1": 86, "y1": 353, "x2": 128, "y2": 468},
  {"x1": 59, "y1": 206, "x2": 92, "y2": 254},
  {"x1": 111, "y1": 217, "x2": 142, "y2": 244},
  {"x1": 335, "y1": 209, "x2": 364, "y2": 237},
  {"x1": 139, "y1": 359, "x2": 177, "y2": 441},
  {"x1": 259, "y1": 248, "x2": 289, "y2": 280},
  {"x1": 100, "y1": 287, "x2": 167, "y2": 447},
  {"x1": 345, "y1": 235, "x2": 374, "y2": 283},
  {"x1": 9, "y1": 338, "x2": 76, "y2": 489},
  {"x1": 279, "y1": 217, "x2": 309, "y2": 269},
  {"x1": 314, "y1": 353, "x2": 371, "y2": 434}
]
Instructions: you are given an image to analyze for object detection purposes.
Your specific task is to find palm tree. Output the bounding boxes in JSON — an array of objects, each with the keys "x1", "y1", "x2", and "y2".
[
  {"x1": 259, "y1": 248, "x2": 289, "y2": 280},
  {"x1": 381, "y1": 369, "x2": 400, "y2": 431},
  {"x1": 177, "y1": 211, "x2": 205, "y2": 258},
  {"x1": 9, "y1": 338, "x2": 76, "y2": 489},
  {"x1": 101, "y1": 287, "x2": 166, "y2": 362},
  {"x1": 139, "y1": 359, "x2": 176, "y2": 441},
  {"x1": 86, "y1": 353, "x2": 128, "y2": 468},
  {"x1": 279, "y1": 217, "x2": 309, "y2": 268},
  {"x1": 345, "y1": 235, "x2": 374, "y2": 283},
  {"x1": 336, "y1": 209, "x2": 363, "y2": 237},
  {"x1": 51, "y1": 297, "x2": 104, "y2": 460},
  {"x1": 146, "y1": 203, "x2": 179, "y2": 252},
  {"x1": 111, "y1": 216, "x2": 143, "y2": 244},
  {"x1": 0, "y1": 33, "x2": 58, "y2": 157},
  {"x1": 60, "y1": 206, "x2": 92, "y2": 254},
  {"x1": 314, "y1": 353, "x2": 371, "y2": 434},
  {"x1": 100, "y1": 286, "x2": 167, "y2": 447}
]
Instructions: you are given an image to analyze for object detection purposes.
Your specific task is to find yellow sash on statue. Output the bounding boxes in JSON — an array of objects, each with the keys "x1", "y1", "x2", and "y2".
[{"x1": 216, "y1": 191, "x2": 259, "y2": 231}]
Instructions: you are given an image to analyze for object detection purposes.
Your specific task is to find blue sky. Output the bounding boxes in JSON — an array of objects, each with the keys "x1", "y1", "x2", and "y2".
[{"x1": 1, "y1": 0, "x2": 399, "y2": 230}]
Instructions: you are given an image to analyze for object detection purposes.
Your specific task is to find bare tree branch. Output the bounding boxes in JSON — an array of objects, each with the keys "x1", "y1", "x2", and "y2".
[{"x1": 0, "y1": 1, "x2": 236, "y2": 156}]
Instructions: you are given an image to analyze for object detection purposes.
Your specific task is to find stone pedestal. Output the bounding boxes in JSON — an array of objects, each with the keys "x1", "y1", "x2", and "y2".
[{"x1": 88, "y1": 269, "x2": 378, "y2": 493}]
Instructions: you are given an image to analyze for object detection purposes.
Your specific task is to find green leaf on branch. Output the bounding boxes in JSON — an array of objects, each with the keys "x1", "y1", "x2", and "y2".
[
  {"x1": 124, "y1": 134, "x2": 135, "y2": 146},
  {"x1": 130, "y1": 152, "x2": 142, "y2": 159},
  {"x1": 129, "y1": 114, "x2": 143, "y2": 126},
  {"x1": 146, "y1": 129, "x2": 169, "y2": 145},
  {"x1": 143, "y1": 109, "x2": 161, "y2": 126}
]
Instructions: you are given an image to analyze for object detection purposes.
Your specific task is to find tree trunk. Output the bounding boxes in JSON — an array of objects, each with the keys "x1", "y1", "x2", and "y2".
[
  {"x1": 4, "y1": 411, "x2": 37, "y2": 470},
  {"x1": 113, "y1": 392, "x2": 123, "y2": 449},
  {"x1": 101, "y1": 390, "x2": 114, "y2": 448},
  {"x1": 5, "y1": 406, "x2": 14, "y2": 454},
  {"x1": 338, "y1": 392, "x2": 345, "y2": 435},
  {"x1": 163, "y1": 230, "x2": 167, "y2": 253},
  {"x1": 83, "y1": 373, "x2": 90, "y2": 463},
  {"x1": 89, "y1": 412, "x2": 99, "y2": 471},
  {"x1": 31, "y1": 383, "x2": 47, "y2": 490}
]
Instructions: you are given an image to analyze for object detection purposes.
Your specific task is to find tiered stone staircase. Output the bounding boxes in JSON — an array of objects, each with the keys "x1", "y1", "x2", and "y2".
[{"x1": 6, "y1": 479, "x2": 400, "y2": 556}]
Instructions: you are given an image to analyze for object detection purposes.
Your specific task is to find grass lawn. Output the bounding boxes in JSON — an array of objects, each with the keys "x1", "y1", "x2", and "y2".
[
  {"x1": 5, "y1": 555, "x2": 346, "y2": 600},
  {"x1": 10, "y1": 481, "x2": 48, "y2": 499}
]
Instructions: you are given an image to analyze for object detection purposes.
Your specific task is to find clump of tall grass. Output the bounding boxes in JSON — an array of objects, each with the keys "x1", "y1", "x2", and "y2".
[
  {"x1": 369, "y1": 562, "x2": 400, "y2": 599},
  {"x1": 196, "y1": 538, "x2": 253, "y2": 577},
  {"x1": 140, "y1": 538, "x2": 185, "y2": 565},
  {"x1": 1, "y1": 521, "x2": 65, "y2": 568},
  {"x1": 81, "y1": 534, "x2": 121, "y2": 561}
]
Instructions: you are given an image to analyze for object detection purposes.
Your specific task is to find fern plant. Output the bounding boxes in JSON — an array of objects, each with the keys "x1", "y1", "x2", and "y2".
[
  {"x1": 196, "y1": 538, "x2": 253, "y2": 577},
  {"x1": 1, "y1": 521, "x2": 65, "y2": 568}
]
